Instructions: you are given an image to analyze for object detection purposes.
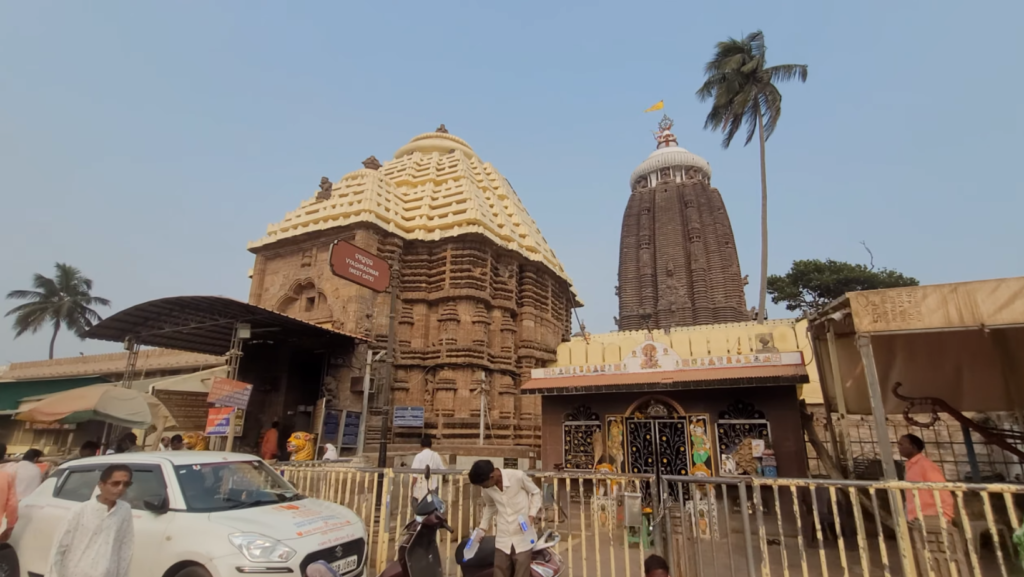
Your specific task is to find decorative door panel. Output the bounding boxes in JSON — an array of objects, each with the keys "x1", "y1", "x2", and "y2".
[{"x1": 563, "y1": 422, "x2": 602, "y2": 470}]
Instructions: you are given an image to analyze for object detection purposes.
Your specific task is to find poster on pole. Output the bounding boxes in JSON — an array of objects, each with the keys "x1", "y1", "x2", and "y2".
[
  {"x1": 207, "y1": 377, "x2": 253, "y2": 409},
  {"x1": 205, "y1": 407, "x2": 236, "y2": 436}
]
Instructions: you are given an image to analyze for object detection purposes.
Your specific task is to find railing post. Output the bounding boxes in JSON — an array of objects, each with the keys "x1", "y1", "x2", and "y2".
[{"x1": 738, "y1": 481, "x2": 757, "y2": 577}]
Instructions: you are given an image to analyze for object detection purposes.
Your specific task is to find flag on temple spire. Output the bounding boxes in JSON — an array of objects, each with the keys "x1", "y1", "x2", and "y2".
[{"x1": 644, "y1": 100, "x2": 664, "y2": 113}]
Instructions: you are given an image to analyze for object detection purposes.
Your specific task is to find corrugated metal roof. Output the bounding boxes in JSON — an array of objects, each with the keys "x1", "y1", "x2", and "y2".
[
  {"x1": 83, "y1": 295, "x2": 366, "y2": 356},
  {"x1": 521, "y1": 365, "x2": 808, "y2": 396}
]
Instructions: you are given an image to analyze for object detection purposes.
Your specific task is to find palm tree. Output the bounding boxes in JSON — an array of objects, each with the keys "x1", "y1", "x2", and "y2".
[
  {"x1": 5, "y1": 263, "x2": 111, "y2": 359},
  {"x1": 696, "y1": 30, "x2": 807, "y2": 324}
]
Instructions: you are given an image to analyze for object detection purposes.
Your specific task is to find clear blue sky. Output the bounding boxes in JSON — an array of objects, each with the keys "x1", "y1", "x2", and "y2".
[{"x1": 2, "y1": 1, "x2": 1022, "y2": 364}]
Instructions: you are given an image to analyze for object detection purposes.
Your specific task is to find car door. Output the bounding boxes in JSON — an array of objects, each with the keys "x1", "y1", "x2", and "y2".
[{"x1": 123, "y1": 464, "x2": 175, "y2": 577}]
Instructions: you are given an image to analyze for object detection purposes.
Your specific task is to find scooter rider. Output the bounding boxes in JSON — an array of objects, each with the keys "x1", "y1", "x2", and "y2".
[{"x1": 467, "y1": 460, "x2": 542, "y2": 577}]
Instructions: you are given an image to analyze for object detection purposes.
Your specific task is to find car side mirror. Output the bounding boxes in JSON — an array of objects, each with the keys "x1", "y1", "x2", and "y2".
[{"x1": 142, "y1": 495, "x2": 169, "y2": 514}]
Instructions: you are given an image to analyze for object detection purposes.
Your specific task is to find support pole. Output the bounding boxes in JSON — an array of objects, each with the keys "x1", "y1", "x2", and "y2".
[
  {"x1": 856, "y1": 334, "x2": 919, "y2": 577},
  {"x1": 222, "y1": 322, "x2": 246, "y2": 453},
  {"x1": 376, "y1": 279, "x2": 399, "y2": 469},
  {"x1": 357, "y1": 348, "x2": 374, "y2": 456},
  {"x1": 855, "y1": 334, "x2": 897, "y2": 480},
  {"x1": 106, "y1": 338, "x2": 141, "y2": 451},
  {"x1": 961, "y1": 424, "x2": 981, "y2": 481},
  {"x1": 478, "y1": 380, "x2": 486, "y2": 446},
  {"x1": 826, "y1": 325, "x2": 855, "y2": 474}
]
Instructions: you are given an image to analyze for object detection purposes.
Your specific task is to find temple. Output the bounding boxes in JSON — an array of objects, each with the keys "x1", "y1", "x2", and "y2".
[
  {"x1": 616, "y1": 115, "x2": 749, "y2": 330},
  {"x1": 247, "y1": 125, "x2": 578, "y2": 449}
]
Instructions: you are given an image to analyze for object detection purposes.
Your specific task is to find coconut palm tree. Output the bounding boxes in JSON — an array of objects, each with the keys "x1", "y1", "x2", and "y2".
[
  {"x1": 5, "y1": 263, "x2": 111, "y2": 359},
  {"x1": 696, "y1": 30, "x2": 807, "y2": 324}
]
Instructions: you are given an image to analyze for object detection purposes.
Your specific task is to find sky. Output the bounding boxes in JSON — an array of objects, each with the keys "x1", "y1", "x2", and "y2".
[{"x1": 1, "y1": 1, "x2": 1022, "y2": 364}]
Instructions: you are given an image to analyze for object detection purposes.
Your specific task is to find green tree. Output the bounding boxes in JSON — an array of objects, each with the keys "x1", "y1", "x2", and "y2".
[
  {"x1": 5, "y1": 263, "x2": 111, "y2": 359},
  {"x1": 767, "y1": 259, "x2": 919, "y2": 315},
  {"x1": 696, "y1": 30, "x2": 808, "y2": 324}
]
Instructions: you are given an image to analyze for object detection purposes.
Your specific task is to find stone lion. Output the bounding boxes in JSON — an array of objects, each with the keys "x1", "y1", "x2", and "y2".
[{"x1": 286, "y1": 432, "x2": 316, "y2": 461}]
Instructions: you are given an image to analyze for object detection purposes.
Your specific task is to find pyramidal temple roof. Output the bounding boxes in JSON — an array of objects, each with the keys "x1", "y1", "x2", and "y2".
[{"x1": 248, "y1": 126, "x2": 574, "y2": 286}]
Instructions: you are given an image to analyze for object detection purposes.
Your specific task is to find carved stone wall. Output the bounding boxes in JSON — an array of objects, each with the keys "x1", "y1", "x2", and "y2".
[
  {"x1": 618, "y1": 176, "x2": 748, "y2": 331},
  {"x1": 249, "y1": 224, "x2": 573, "y2": 448}
]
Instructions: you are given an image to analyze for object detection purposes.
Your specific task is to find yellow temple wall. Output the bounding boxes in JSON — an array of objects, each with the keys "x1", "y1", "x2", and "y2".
[{"x1": 555, "y1": 318, "x2": 823, "y2": 403}]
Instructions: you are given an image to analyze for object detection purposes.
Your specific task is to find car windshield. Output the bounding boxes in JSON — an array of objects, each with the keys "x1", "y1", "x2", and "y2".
[{"x1": 174, "y1": 460, "x2": 303, "y2": 513}]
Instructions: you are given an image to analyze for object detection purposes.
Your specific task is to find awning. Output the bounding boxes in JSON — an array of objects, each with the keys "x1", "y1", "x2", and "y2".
[
  {"x1": 808, "y1": 276, "x2": 1024, "y2": 415},
  {"x1": 83, "y1": 295, "x2": 366, "y2": 356},
  {"x1": 148, "y1": 366, "x2": 226, "y2": 393},
  {"x1": 521, "y1": 365, "x2": 808, "y2": 396},
  {"x1": 0, "y1": 376, "x2": 110, "y2": 414}
]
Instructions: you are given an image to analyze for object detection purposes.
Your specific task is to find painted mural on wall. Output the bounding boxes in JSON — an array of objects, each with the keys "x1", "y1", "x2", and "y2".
[
  {"x1": 531, "y1": 335, "x2": 803, "y2": 379},
  {"x1": 715, "y1": 400, "x2": 772, "y2": 477}
]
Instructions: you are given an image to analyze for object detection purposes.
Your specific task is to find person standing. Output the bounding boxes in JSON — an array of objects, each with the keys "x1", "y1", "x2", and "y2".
[
  {"x1": 7, "y1": 449, "x2": 43, "y2": 501},
  {"x1": 468, "y1": 460, "x2": 541, "y2": 577},
  {"x1": 170, "y1": 435, "x2": 186, "y2": 451},
  {"x1": 644, "y1": 554, "x2": 672, "y2": 577},
  {"x1": 48, "y1": 464, "x2": 135, "y2": 577},
  {"x1": 898, "y1": 434, "x2": 968, "y2": 576},
  {"x1": 261, "y1": 421, "x2": 280, "y2": 461},
  {"x1": 158, "y1": 436, "x2": 171, "y2": 451},
  {"x1": 0, "y1": 466, "x2": 19, "y2": 543},
  {"x1": 409, "y1": 436, "x2": 446, "y2": 509}
]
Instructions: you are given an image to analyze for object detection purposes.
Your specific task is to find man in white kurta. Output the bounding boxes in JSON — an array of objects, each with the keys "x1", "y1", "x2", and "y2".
[
  {"x1": 49, "y1": 464, "x2": 135, "y2": 577},
  {"x1": 469, "y1": 460, "x2": 541, "y2": 577},
  {"x1": 409, "y1": 436, "x2": 446, "y2": 509}
]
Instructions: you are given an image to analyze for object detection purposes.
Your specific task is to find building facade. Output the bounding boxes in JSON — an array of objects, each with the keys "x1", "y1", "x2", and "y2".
[
  {"x1": 247, "y1": 126, "x2": 578, "y2": 448},
  {"x1": 617, "y1": 116, "x2": 749, "y2": 331}
]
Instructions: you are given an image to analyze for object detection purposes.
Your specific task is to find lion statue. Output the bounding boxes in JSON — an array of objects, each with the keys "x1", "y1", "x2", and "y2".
[
  {"x1": 286, "y1": 432, "x2": 315, "y2": 461},
  {"x1": 183, "y1": 432, "x2": 208, "y2": 451}
]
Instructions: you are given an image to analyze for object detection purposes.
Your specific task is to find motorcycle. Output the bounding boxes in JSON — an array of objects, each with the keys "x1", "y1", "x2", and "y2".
[
  {"x1": 378, "y1": 465, "x2": 452, "y2": 577},
  {"x1": 377, "y1": 467, "x2": 565, "y2": 577},
  {"x1": 455, "y1": 529, "x2": 564, "y2": 577}
]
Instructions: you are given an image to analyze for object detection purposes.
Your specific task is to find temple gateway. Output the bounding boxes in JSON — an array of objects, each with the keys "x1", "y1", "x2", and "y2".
[{"x1": 247, "y1": 125, "x2": 579, "y2": 451}]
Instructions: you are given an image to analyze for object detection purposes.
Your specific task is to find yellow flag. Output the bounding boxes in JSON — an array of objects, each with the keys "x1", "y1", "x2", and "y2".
[{"x1": 644, "y1": 100, "x2": 664, "y2": 113}]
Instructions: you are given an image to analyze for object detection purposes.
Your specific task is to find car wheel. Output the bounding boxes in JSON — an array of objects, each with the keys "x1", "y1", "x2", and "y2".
[
  {"x1": 174, "y1": 567, "x2": 212, "y2": 577},
  {"x1": 0, "y1": 548, "x2": 19, "y2": 577}
]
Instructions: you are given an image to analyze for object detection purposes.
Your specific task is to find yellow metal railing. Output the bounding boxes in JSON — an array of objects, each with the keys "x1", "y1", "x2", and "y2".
[{"x1": 278, "y1": 463, "x2": 1024, "y2": 577}]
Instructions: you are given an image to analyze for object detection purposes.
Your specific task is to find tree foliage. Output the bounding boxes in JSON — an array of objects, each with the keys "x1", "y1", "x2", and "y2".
[
  {"x1": 767, "y1": 259, "x2": 919, "y2": 315},
  {"x1": 695, "y1": 30, "x2": 807, "y2": 324},
  {"x1": 5, "y1": 263, "x2": 111, "y2": 359}
]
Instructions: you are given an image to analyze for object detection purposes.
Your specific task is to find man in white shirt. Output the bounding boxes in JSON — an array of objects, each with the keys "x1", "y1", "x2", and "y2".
[
  {"x1": 409, "y1": 436, "x2": 445, "y2": 510},
  {"x1": 49, "y1": 463, "x2": 135, "y2": 577},
  {"x1": 469, "y1": 460, "x2": 541, "y2": 577},
  {"x1": 8, "y1": 449, "x2": 43, "y2": 501}
]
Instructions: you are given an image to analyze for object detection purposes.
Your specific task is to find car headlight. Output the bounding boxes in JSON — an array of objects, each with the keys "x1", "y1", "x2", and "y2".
[{"x1": 228, "y1": 533, "x2": 297, "y2": 563}]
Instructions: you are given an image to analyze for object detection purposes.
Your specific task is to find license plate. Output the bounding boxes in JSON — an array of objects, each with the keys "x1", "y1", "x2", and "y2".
[{"x1": 331, "y1": 555, "x2": 359, "y2": 573}]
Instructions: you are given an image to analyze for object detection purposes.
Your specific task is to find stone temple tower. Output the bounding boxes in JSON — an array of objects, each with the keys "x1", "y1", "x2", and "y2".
[
  {"x1": 617, "y1": 115, "x2": 748, "y2": 331},
  {"x1": 247, "y1": 125, "x2": 578, "y2": 448}
]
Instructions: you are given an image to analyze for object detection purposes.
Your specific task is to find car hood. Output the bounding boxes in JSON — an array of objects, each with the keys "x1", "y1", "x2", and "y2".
[{"x1": 209, "y1": 498, "x2": 364, "y2": 544}]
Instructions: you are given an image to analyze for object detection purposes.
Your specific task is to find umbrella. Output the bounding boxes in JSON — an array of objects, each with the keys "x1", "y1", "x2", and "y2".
[{"x1": 15, "y1": 384, "x2": 176, "y2": 429}]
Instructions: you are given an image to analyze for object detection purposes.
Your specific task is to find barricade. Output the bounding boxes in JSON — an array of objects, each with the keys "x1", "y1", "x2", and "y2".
[{"x1": 279, "y1": 463, "x2": 1024, "y2": 577}]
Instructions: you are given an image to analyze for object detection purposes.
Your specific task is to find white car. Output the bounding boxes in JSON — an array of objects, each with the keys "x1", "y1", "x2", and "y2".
[{"x1": 0, "y1": 452, "x2": 367, "y2": 577}]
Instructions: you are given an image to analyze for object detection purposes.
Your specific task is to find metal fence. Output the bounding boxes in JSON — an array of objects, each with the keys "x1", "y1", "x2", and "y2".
[{"x1": 280, "y1": 463, "x2": 1024, "y2": 577}]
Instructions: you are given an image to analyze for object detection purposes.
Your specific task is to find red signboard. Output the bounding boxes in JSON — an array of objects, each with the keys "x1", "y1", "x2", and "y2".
[
  {"x1": 205, "y1": 407, "x2": 235, "y2": 436},
  {"x1": 329, "y1": 241, "x2": 391, "y2": 292},
  {"x1": 207, "y1": 377, "x2": 253, "y2": 409}
]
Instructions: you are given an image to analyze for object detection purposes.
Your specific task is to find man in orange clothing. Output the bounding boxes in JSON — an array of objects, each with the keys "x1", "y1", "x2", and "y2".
[
  {"x1": 898, "y1": 434, "x2": 967, "y2": 576},
  {"x1": 260, "y1": 421, "x2": 280, "y2": 461},
  {"x1": 0, "y1": 444, "x2": 18, "y2": 543}
]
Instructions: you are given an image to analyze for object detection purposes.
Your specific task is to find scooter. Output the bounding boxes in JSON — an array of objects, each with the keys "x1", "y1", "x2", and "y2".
[
  {"x1": 455, "y1": 529, "x2": 564, "y2": 577},
  {"x1": 377, "y1": 467, "x2": 565, "y2": 577},
  {"x1": 378, "y1": 466, "x2": 452, "y2": 577}
]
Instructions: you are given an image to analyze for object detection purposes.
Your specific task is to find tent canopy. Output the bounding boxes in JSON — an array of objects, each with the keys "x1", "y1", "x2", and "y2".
[{"x1": 809, "y1": 276, "x2": 1024, "y2": 416}]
